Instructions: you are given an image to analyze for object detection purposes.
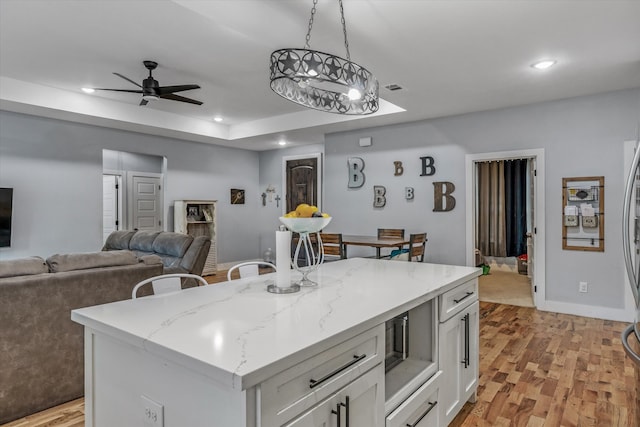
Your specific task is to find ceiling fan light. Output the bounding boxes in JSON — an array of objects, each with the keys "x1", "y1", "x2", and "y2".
[
  {"x1": 142, "y1": 94, "x2": 160, "y2": 101},
  {"x1": 81, "y1": 87, "x2": 95, "y2": 94}
]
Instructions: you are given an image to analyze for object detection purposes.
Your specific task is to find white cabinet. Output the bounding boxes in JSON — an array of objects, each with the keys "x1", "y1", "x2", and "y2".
[
  {"x1": 174, "y1": 200, "x2": 217, "y2": 275},
  {"x1": 386, "y1": 370, "x2": 441, "y2": 427},
  {"x1": 261, "y1": 325, "x2": 383, "y2": 426},
  {"x1": 438, "y1": 300, "x2": 479, "y2": 425},
  {"x1": 285, "y1": 366, "x2": 384, "y2": 427}
]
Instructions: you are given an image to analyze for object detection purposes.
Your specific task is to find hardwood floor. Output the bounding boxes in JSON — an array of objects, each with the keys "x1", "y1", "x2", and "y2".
[
  {"x1": 450, "y1": 303, "x2": 638, "y2": 427},
  {"x1": 3, "y1": 289, "x2": 637, "y2": 426},
  {"x1": 1, "y1": 399, "x2": 84, "y2": 427}
]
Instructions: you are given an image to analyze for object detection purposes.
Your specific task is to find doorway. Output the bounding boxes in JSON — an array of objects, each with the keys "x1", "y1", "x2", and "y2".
[
  {"x1": 465, "y1": 149, "x2": 546, "y2": 308},
  {"x1": 102, "y1": 150, "x2": 165, "y2": 236},
  {"x1": 282, "y1": 153, "x2": 322, "y2": 214}
]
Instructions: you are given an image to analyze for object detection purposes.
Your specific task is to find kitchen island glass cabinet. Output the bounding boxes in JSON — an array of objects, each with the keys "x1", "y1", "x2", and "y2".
[{"x1": 72, "y1": 258, "x2": 481, "y2": 426}]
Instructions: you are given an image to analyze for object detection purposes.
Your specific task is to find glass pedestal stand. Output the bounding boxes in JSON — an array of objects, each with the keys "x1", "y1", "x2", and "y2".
[
  {"x1": 278, "y1": 216, "x2": 332, "y2": 289},
  {"x1": 292, "y1": 232, "x2": 324, "y2": 286},
  {"x1": 267, "y1": 282, "x2": 301, "y2": 294}
]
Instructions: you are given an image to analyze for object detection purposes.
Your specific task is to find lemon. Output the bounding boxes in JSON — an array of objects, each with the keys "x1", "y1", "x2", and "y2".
[
  {"x1": 321, "y1": 213, "x2": 330, "y2": 218},
  {"x1": 295, "y1": 204, "x2": 309, "y2": 216},
  {"x1": 298, "y1": 204, "x2": 318, "y2": 218}
]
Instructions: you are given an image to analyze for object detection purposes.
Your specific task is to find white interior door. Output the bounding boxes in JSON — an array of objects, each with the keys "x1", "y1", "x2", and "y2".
[
  {"x1": 128, "y1": 173, "x2": 163, "y2": 231},
  {"x1": 102, "y1": 175, "x2": 120, "y2": 242}
]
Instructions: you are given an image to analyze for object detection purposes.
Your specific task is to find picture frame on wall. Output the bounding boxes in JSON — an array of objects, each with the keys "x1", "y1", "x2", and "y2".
[
  {"x1": 187, "y1": 206, "x2": 199, "y2": 220},
  {"x1": 231, "y1": 189, "x2": 245, "y2": 205}
]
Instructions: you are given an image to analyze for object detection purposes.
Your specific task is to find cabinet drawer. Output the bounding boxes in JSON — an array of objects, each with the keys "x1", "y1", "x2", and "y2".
[
  {"x1": 261, "y1": 324, "x2": 384, "y2": 426},
  {"x1": 439, "y1": 279, "x2": 478, "y2": 322},
  {"x1": 386, "y1": 370, "x2": 442, "y2": 427}
]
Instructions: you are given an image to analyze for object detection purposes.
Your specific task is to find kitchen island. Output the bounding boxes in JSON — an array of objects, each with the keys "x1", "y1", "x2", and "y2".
[{"x1": 72, "y1": 258, "x2": 481, "y2": 427}]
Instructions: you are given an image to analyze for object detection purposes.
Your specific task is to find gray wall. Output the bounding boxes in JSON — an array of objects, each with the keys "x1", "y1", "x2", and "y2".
[
  {"x1": 2, "y1": 88, "x2": 639, "y2": 314},
  {"x1": 323, "y1": 88, "x2": 640, "y2": 311},
  {"x1": 103, "y1": 149, "x2": 164, "y2": 174},
  {"x1": 0, "y1": 111, "x2": 261, "y2": 263}
]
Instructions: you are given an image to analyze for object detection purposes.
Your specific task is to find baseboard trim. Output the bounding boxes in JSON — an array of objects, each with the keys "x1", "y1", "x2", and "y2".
[{"x1": 538, "y1": 300, "x2": 634, "y2": 323}]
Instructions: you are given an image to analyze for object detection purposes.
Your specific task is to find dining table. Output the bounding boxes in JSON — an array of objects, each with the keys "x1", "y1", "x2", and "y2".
[{"x1": 341, "y1": 234, "x2": 410, "y2": 259}]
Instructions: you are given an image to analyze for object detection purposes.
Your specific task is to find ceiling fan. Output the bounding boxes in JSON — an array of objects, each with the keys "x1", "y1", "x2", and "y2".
[{"x1": 92, "y1": 60, "x2": 202, "y2": 106}]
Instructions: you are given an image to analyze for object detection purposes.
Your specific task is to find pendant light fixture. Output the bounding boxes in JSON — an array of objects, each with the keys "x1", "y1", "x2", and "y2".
[{"x1": 269, "y1": 0, "x2": 379, "y2": 115}]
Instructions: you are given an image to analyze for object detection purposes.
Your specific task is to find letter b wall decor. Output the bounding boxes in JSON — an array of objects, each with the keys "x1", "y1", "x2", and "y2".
[
  {"x1": 433, "y1": 181, "x2": 456, "y2": 212},
  {"x1": 347, "y1": 157, "x2": 365, "y2": 188}
]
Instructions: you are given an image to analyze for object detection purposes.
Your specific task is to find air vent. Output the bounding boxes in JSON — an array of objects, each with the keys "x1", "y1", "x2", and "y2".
[{"x1": 384, "y1": 83, "x2": 403, "y2": 91}]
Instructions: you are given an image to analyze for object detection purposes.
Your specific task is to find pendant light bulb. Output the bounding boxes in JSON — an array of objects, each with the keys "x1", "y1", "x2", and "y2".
[{"x1": 347, "y1": 88, "x2": 362, "y2": 100}]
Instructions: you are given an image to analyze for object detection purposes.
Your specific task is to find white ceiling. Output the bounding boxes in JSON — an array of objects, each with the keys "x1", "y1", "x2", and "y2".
[{"x1": 1, "y1": 0, "x2": 639, "y2": 151}]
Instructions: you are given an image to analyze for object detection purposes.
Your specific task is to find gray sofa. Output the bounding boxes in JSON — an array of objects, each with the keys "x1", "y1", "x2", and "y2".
[
  {"x1": 102, "y1": 230, "x2": 211, "y2": 279},
  {"x1": 0, "y1": 251, "x2": 164, "y2": 424}
]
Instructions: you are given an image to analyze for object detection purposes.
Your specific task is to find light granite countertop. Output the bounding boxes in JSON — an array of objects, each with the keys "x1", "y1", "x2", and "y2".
[{"x1": 72, "y1": 258, "x2": 480, "y2": 391}]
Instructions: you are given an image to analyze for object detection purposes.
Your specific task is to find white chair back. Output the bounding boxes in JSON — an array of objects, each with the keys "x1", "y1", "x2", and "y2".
[
  {"x1": 227, "y1": 261, "x2": 277, "y2": 281},
  {"x1": 238, "y1": 264, "x2": 260, "y2": 278},
  {"x1": 131, "y1": 273, "x2": 208, "y2": 299}
]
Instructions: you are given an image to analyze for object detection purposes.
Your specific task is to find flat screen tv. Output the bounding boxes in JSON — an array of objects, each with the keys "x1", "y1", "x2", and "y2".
[{"x1": 0, "y1": 188, "x2": 13, "y2": 247}]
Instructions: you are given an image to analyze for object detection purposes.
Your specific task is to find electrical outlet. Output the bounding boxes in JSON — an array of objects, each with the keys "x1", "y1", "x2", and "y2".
[
  {"x1": 579, "y1": 281, "x2": 588, "y2": 293},
  {"x1": 142, "y1": 395, "x2": 164, "y2": 427}
]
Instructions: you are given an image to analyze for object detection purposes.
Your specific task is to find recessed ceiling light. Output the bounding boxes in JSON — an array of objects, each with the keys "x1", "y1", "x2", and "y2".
[
  {"x1": 278, "y1": 140, "x2": 287, "y2": 146},
  {"x1": 81, "y1": 87, "x2": 95, "y2": 94},
  {"x1": 531, "y1": 60, "x2": 557, "y2": 70},
  {"x1": 213, "y1": 116, "x2": 223, "y2": 122}
]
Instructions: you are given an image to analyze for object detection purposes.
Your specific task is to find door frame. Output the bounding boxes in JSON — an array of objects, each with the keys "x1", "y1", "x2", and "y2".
[
  {"x1": 281, "y1": 153, "x2": 323, "y2": 216},
  {"x1": 102, "y1": 173, "x2": 123, "y2": 240},
  {"x1": 465, "y1": 148, "x2": 545, "y2": 308},
  {"x1": 126, "y1": 171, "x2": 164, "y2": 231}
]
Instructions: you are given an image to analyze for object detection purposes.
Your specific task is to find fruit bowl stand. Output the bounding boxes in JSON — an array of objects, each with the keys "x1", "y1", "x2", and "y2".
[{"x1": 279, "y1": 217, "x2": 332, "y2": 287}]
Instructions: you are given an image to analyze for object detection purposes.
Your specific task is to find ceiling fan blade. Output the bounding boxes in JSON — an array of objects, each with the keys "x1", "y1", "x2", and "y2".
[
  {"x1": 113, "y1": 72, "x2": 143, "y2": 88},
  {"x1": 156, "y1": 84, "x2": 200, "y2": 95},
  {"x1": 159, "y1": 93, "x2": 203, "y2": 105},
  {"x1": 92, "y1": 88, "x2": 144, "y2": 93},
  {"x1": 140, "y1": 99, "x2": 149, "y2": 106}
]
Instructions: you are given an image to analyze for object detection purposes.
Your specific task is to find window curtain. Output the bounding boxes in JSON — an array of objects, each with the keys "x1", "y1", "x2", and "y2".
[
  {"x1": 504, "y1": 159, "x2": 528, "y2": 256},
  {"x1": 477, "y1": 161, "x2": 506, "y2": 257}
]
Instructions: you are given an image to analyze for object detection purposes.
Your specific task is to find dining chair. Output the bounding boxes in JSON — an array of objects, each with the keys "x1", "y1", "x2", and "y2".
[
  {"x1": 319, "y1": 233, "x2": 345, "y2": 261},
  {"x1": 227, "y1": 261, "x2": 277, "y2": 281},
  {"x1": 131, "y1": 273, "x2": 208, "y2": 299},
  {"x1": 406, "y1": 233, "x2": 427, "y2": 262},
  {"x1": 377, "y1": 228, "x2": 406, "y2": 258}
]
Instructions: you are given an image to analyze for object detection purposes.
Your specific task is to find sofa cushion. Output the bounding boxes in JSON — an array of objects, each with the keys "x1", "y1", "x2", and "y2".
[
  {"x1": 47, "y1": 250, "x2": 138, "y2": 273},
  {"x1": 102, "y1": 230, "x2": 136, "y2": 250},
  {"x1": 139, "y1": 254, "x2": 164, "y2": 265},
  {"x1": 0, "y1": 256, "x2": 48, "y2": 278},
  {"x1": 129, "y1": 231, "x2": 161, "y2": 252},
  {"x1": 152, "y1": 232, "x2": 193, "y2": 257}
]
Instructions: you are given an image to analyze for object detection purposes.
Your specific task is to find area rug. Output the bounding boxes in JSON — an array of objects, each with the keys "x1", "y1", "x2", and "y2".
[{"x1": 478, "y1": 269, "x2": 535, "y2": 307}]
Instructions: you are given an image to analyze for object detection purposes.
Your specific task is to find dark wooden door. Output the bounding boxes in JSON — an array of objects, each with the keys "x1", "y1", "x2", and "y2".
[{"x1": 286, "y1": 158, "x2": 318, "y2": 213}]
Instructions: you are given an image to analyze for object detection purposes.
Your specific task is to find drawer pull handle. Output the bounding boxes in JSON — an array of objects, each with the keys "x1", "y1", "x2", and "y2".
[
  {"x1": 406, "y1": 401, "x2": 438, "y2": 427},
  {"x1": 309, "y1": 354, "x2": 367, "y2": 389},
  {"x1": 461, "y1": 313, "x2": 470, "y2": 368},
  {"x1": 331, "y1": 402, "x2": 342, "y2": 427},
  {"x1": 453, "y1": 291, "x2": 474, "y2": 304}
]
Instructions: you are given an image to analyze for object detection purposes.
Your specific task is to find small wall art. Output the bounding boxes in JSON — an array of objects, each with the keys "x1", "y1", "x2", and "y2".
[{"x1": 230, "y1": 189, "x2": 245, "y2": 205}]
